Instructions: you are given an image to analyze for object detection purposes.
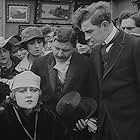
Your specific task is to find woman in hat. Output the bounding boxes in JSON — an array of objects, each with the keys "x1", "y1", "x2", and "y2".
[
  {"x1": 0, "y1": 35, "x2": 21, "y2": 103},
  {"x1": 0, "y1": 71, "x2": 65, "y2": 140},
  {"x1": 15, "y1": 26, "x2": 45, "y2": 72}
]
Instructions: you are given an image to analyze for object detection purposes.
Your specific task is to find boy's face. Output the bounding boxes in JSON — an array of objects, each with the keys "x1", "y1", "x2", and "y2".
[
  {"x1": 0, "y1": 48, "x2": 11, "y2": 66},
  {"x1": 14, "y1": 87, "x2": 40, "y2": 109}
]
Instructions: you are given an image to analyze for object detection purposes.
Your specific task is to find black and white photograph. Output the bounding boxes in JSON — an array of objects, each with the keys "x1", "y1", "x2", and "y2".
[{"x1": 1, "y1": 0, "x2": 140, "y2": 140}]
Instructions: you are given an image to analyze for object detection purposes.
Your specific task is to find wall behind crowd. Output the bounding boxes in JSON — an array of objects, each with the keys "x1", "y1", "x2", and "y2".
[
  {"x1": 5, "y1": 0, "x2": 36, "y2": 38},
  {"x1": 2, "y1": 0, "x2": 139, "y2": 38}
]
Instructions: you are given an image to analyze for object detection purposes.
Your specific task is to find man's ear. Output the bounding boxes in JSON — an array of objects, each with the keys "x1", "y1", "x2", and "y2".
[{"x1": 101, "y1": 20, "x2": 109, "y2": 31}]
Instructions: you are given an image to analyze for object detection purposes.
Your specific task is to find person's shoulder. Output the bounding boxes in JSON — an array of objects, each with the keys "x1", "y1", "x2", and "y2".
[
  {"x1": 34, "y1": 52, "x2": 53, "y2": 63},
  {"x1": 73, "y1": 51, "x2": 90, "y2": 61},
  {"x1": 72, "y1": 52, "x2": 91, "y2": 66}
]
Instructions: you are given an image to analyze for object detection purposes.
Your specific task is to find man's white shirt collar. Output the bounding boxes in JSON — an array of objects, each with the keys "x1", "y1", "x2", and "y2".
[
  {"x1": 54, "y1": 56, "x2": 72, "y2": 84},
  {"x1": 103, "y1": 26, "x2": 118, "y2": 52},
  {"x1": 104, "y1": 26, "x2": 118, "y2": 45}
]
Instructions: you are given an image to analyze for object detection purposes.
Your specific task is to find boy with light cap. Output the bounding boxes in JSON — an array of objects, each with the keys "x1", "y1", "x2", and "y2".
[{"x1": 0, "y1": 71, "x2": 65, "y2": 140}]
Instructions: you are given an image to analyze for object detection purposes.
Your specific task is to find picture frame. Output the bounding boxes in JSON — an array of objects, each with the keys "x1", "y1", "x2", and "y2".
[
  {"x1": 6, "y1": 3, "x2": 30, "y2": 23},
  {"x1": 18, "y1": 23, "x2": 72, "y2": 35},
  {"x1": 36, "y1": 1, "x2": 73, "y2": 24}
]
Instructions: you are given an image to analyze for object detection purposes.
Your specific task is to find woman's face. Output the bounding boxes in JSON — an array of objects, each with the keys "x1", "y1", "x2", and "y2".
[
  {"x1": 14, "y1": 48, "x2": 28, "y2": 60},
  {"x1": 27, "y1": 38, "x2": 44, "y2": 57},
  {"x1": 14, "y1": 87, "x2": 40, "y2": 109},
  {"x1": 0, "y1": 48, "x2": 11, "y2": 66}
]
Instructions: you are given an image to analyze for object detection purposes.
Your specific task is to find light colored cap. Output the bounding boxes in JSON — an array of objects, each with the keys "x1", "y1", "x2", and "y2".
[{"x1": 11, "y1": 71, "x2": 41, "y2": 91}]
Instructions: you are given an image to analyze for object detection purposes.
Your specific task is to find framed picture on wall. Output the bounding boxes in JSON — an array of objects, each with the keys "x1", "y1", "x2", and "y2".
[
  {"x1": 6, "y1": 3, "x2": 30, "y2": 23},
  {"x1": 35, "y1": 1, "x2": 73, "y2": 23}
]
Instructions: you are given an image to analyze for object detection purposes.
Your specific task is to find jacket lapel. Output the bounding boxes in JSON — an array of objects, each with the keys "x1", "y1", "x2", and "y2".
[
  {"x1": 48, "y1": 54, "x2": 56, "y2": 93},
  {"x1": 63, "y1": 53, "x2": 76, "y2": 93},
  {"x1": 92, "y1": 45, "x2": 103, "y2": 85},
  {"x1": 102, "y1": 31, "x2": 125, "y2": 79}
]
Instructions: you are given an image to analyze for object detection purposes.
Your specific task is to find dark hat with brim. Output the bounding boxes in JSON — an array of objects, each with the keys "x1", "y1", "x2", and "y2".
[
  {"x1": 0, "y1": 35, "x2": 21, "y2": 49},
  {"x1": 15, "y1": 26, "x2": 44, "y2": 46},
  {"x1": 56, "y1": 91, "x2": 97, "y2": 120}
]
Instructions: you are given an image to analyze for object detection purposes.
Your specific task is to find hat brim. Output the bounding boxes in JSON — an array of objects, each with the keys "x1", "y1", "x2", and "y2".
[
  {"x1": 15, "y1": 35, "x2": 44, "y2": 46},
  {"x1": 78, "y1": 97, "x2": 97, "y2": 120},
  {"x1": 56, "y1": 91, "x2": 81, "y2": 116},
  {"x1": 0, "y1": 35, "x2": 21, "y2": 49}
]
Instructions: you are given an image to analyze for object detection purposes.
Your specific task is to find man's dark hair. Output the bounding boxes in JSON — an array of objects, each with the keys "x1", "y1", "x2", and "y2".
[
  {"x1": 72, "y1": 1, "x2": 112, "y2": 28},
  {"x1": 54, "y1": 26, "x2": 78, "y2": 48}
]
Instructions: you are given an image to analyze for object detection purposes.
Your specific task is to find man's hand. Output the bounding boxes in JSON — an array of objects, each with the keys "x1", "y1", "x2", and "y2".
[
  {"x1": 87, "y1": 118, "x2": 97, "y2": 133},
  {"x1": 75, "y1": 119, "x2": 87, "y2": 131},
  {"x1": 74, "y1": 118, "x2": 98, "y2": 133},
  {"x1": 71, "y1": 7, "x2": 87, "y2": 26}
]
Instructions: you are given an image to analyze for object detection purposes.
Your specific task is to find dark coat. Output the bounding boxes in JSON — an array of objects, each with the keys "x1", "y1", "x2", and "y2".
[
  {"x1": 0, "y1": 103, "x2": 65, "y2": 140},
  {"x1": 31, "y1": 52, "x2": 98, "y2": 140},
  {"x1": 90, "y1": 30, "x2": 140, "y2": 140},
  {"x1": 0, "y1": 56, "x2": 20, "y2": 103}
]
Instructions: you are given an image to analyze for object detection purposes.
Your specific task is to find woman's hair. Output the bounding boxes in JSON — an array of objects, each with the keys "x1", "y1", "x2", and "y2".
[{"x1": 21, "y1": 37, "x2": 45, "y2": 50}]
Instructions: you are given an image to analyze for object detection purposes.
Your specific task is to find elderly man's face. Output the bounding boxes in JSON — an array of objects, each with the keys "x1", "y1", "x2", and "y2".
[
  {"x1": 14, "y1": 87, "x2": 40, "y2": 109},
  {"x1": 81, "y1": 19, "x2": 108, "y2": 46},
  {"x1": 0, "y1": 48, "x2": 11, "y2": 66},
  {"x1": 52, "y1": 40, "x2": 74, "y2": 63}
]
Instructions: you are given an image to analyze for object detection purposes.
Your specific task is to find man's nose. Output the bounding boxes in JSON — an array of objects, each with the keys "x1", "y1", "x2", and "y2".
[
  {"x1": 85, "y1": 33, "x2": 91, "y2": 41},
  {"x1": 58, "y1": 50, "x2": 63, "y2": 56},
  {"x1": 0, "y1": 50, "x2": 5, "y2": 57},
  {"x1": 17, "y1": 50, "x2": 21, "y2": 56}
]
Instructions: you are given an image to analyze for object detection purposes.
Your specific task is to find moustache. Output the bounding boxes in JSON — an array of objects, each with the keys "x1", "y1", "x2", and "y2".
[{"x1": 56, "y1": 56, "x2": 66, "y2": 60}]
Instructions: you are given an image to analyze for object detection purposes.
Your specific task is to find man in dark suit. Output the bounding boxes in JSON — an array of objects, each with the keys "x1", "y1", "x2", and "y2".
[
  {"x1": 72, "y1": 1, "x2": 140, "y2": 140},
  {"x1": 31, "y1": 26, "x2": 98, "y2": 140}
]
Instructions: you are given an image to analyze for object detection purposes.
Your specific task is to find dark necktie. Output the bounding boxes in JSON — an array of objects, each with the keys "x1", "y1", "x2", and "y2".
[{"x1": 101, "y1": 43, "x2": 109, "y2": 63}]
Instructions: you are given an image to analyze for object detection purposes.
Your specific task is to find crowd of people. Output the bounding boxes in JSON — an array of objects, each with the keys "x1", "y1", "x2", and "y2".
[{"x1": 0, "y1": 1, "x2": 140, "y2": 140}]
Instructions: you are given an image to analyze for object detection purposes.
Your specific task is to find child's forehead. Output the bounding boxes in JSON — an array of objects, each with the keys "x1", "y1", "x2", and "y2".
[{"x1": 15, "y1": 87, "x2": 38, "y2": 91}]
